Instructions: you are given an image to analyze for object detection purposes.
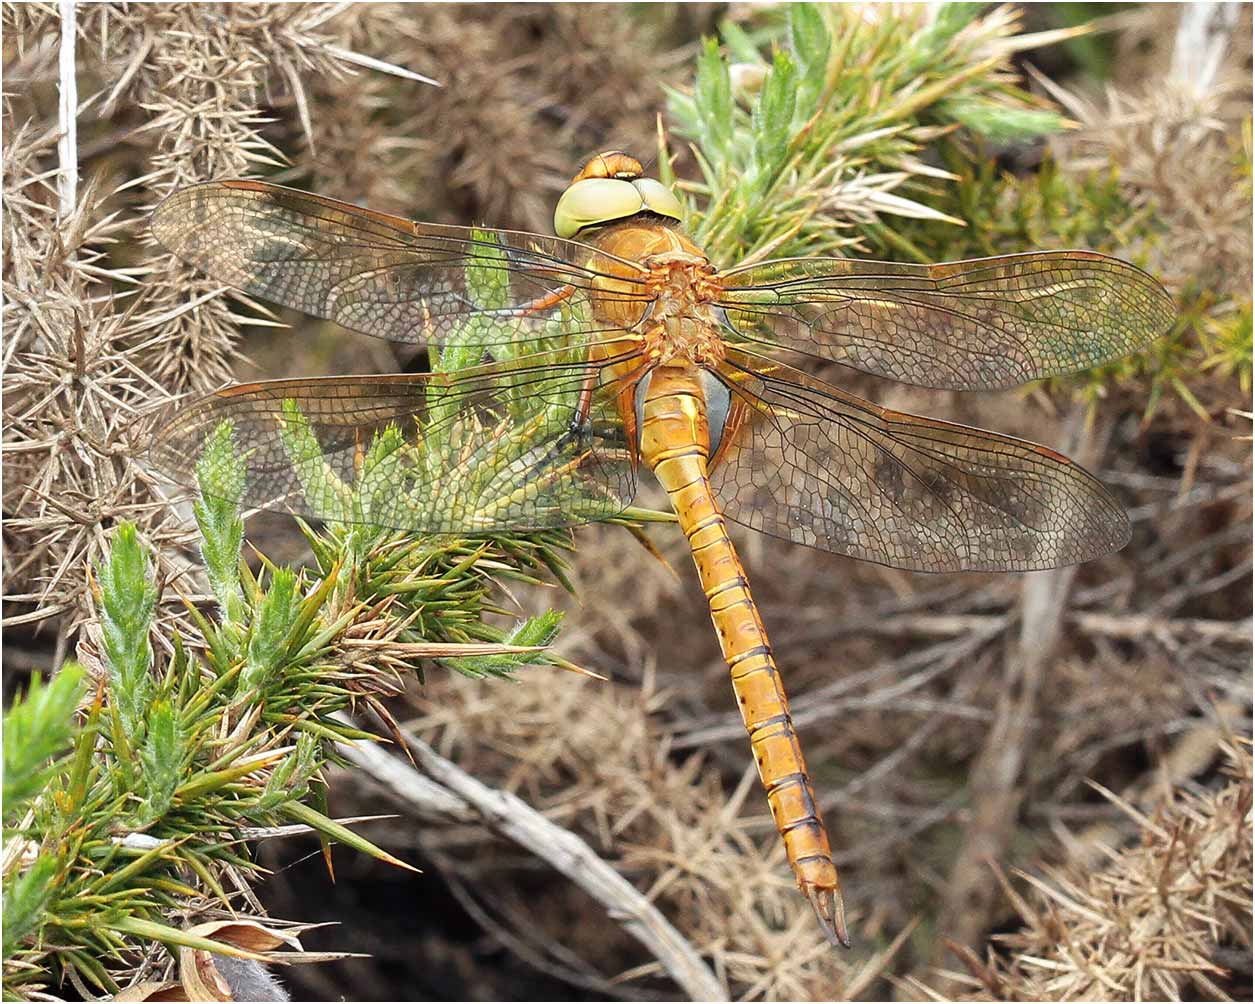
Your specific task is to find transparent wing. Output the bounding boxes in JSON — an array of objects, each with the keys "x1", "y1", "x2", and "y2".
[
  {"x1": 714, "y1": 251, "x2": 1174, "y2": 390},
  {"x1": 150, "y1": 181, "x2": 655, "y2": 353},
  {"x1": 707, "y1": 349, "x2": 1129, "y2": 572},
  {"x1": 149, "y1": 351, "x2": 640, "y2": 533}
]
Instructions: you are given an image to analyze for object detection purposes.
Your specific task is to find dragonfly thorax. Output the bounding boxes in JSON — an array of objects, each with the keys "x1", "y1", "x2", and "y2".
[{"x1": 638, "y1": 252, "x2": 726, "y2": 368}]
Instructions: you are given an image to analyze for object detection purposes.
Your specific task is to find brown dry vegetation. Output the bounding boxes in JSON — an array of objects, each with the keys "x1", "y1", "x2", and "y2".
[{"x1": 3, "y1": 3, "x2": 1251, "y2": 1001}]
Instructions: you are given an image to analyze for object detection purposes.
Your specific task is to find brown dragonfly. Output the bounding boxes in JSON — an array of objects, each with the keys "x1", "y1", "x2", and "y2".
[{"x1": 148, "y1": 151, "x2": 1174, "y2": 947}]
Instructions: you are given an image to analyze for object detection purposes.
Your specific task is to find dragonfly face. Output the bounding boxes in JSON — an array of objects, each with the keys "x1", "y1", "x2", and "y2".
[
  {"x1": 148, "y1": 151, "x2": 1175, "y2": 947},
  {"x1": 553, "y1": 150, "x2": 683, "y2": 238}
]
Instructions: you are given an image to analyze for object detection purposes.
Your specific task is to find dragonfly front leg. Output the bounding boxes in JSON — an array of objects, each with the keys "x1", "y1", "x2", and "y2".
[{"x1": 441, "y1": 283, "x2": 576, "y2": 319}]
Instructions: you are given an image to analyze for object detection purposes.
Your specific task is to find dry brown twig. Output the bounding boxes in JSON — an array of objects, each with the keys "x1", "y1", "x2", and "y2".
[
  {"x1": 2, "y1": 2, "x2": 443, "y2": 633},
  {"x1": 334, "y1": 715, "x2": 729, "y2": 1002}
]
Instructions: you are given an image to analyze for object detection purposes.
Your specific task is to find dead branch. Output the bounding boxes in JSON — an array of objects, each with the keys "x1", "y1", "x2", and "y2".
[{"x1": 335, "y1": 722, "x2": 728, "y2": 1002}]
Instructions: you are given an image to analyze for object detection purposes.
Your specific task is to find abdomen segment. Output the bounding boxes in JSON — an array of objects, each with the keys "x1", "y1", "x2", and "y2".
[{"x1": 639, "y1": 367, "x2": 849, "y2": 948}]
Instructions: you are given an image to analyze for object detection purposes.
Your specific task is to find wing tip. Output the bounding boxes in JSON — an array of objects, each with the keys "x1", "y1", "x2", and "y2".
[
  {"x1": 150, "y1": 182, "x2": 214, "y2": 250},
  {"x1": 1151, "y1": 283, "x2": 1179, "y2": 340},
  {"x1": 150, "y1": 179, "x2": 263, "y2": 249}
]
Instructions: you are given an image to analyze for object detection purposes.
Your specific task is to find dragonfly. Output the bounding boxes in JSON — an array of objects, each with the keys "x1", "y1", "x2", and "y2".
[{"x1": 147, "y1": 151, "x2": 1174, "y2": 948}]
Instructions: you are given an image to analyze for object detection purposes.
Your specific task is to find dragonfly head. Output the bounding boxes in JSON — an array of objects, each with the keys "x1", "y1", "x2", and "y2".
[{"x1": 554, "y1": 150, "x2": 683, "y2": 239}]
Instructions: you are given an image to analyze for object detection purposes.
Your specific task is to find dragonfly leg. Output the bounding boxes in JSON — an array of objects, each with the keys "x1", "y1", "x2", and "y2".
[
  {"x1": 565, "y1": 358, "x2": 649, "y2": 443},
  {"x1": 517, "y1": 285, "x2": 576, "y2": 315},
  {"x1": 438, "y1": 283, "x2": 575, "y2": 320},
  {"x1": 569, "y1": 369, "x2": 598, "y2": 438}
]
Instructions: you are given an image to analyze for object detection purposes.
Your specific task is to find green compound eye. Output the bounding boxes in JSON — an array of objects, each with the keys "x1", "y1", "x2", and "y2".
[
  {"x1": 553, "y1": 178, "x2": 643, "y2": 238},
  {"x1": 632, "y1": 178, "x2": 682, "y2": 225}
]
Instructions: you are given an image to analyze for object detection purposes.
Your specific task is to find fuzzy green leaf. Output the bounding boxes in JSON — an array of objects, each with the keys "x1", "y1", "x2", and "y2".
[
  {"x1": 719, "y1": 18, "x2": 764, "y2": 66},
  {"x1": 940, "y1": 96, "x2": 1067, "y2": 143},
  {"x1": 276, "y1": 398, "x2": 354, "y2": 524},
  {"x1": 97, "y1": 523, "x2": 157, "y2": 737},
  {"x1": 696, "y1": 37, "x2": 735, "y2": 157},
  {"x1": 136, "y1": 701, "x2": 182, "y2": 826},
  {"x1": 240, "y1": 568, "x2": 299, "y2": 695},
  {"x1": 912, "y1": 1, "x2": 984, "y2": 65},
  {"x1": 788, "y1": 2, "x2": 830, "y2": 115},
  {"x1": 465, "y1": 226, "x2": 510, "y2": 312},
  {"x1": 253, "y1": 732, "x2": 319, "y2": 816},
  {"x1": 2, "y1": 853, "x2": 58, "y2": 961},
  {"x1": 749, "y1": 50, "x2": 797, "y2": 197},
  {"x1": 441, "y1": 609, "x2": 562, "y2": 678},
  {"x1": 194, "y1": 420, "x2": 247, "y2": 624},
  {"x1": 3, "y1": 663, "x2": 85, "y2": 814}
]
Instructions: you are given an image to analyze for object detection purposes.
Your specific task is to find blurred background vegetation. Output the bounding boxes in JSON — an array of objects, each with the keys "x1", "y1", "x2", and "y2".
[{"x1": 3, "y1": 2, "x2": 1251, "y2": 1001}]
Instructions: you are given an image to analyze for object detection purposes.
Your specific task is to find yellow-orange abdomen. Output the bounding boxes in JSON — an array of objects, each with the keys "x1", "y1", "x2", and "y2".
[{"x1": 637, "y1": 364, "x2": 849, "y2": 948}]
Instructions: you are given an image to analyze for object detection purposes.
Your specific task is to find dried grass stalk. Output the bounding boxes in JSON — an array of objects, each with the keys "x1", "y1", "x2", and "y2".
[{"x1": 931, "y1": 740, "x2": 1252, "y2": 1002}]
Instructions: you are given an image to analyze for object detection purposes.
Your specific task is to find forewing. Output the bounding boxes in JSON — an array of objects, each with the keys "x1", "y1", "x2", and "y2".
[
  {"x1": 149, "y1": 352, "x2": 638, "y2": 533},
  {"x1": 715, "y1": 251, "x2": 1174, "y2": 390},
  {"x1": 707, "y1": 350, "x2": 1129, "y2": 572},
  {"x1": 150, "y1": 180, "x2": 653, "y2": 352}
]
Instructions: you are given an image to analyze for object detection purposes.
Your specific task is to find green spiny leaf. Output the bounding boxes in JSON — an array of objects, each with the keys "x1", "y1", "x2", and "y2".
[
  {"x1": 2, "y1": 853, "x2": 58, "y2": 961},
  {"x1": 194, "y1": 419, "x2": 246, "y2": 624},
  {"x1": 106, "y1": 915, "x2": 272, "y2": 960},
  {"x1": 97, "y1": 523, "x2": 156, "y2": 737},
  {"x1": 283, "y1": 799, "x2": 420, "y2": 873},
  {"x1": 3, "y1": 663, "x2": 84, "y2": 813}
]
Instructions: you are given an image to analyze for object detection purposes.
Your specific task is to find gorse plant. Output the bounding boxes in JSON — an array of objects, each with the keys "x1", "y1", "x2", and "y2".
[
  {"x1": 3, "y1": 665, "x2": 85, "y2": 814},
  {"x1": 664, "y1": 3, "x2": 1069, "y2": 266},
  {"x1": 1, "y1": 508, "x2": 396, "y2": 997},
  {"x1": 2, "y1": 322, "x2": 606, "y2": 995},
  {"x1": 665, "y1": 3, "x2": 1250, "y2": 418},
  {"x1": 901, "y1": 147, "x2": 1251, "y2": 418}
]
